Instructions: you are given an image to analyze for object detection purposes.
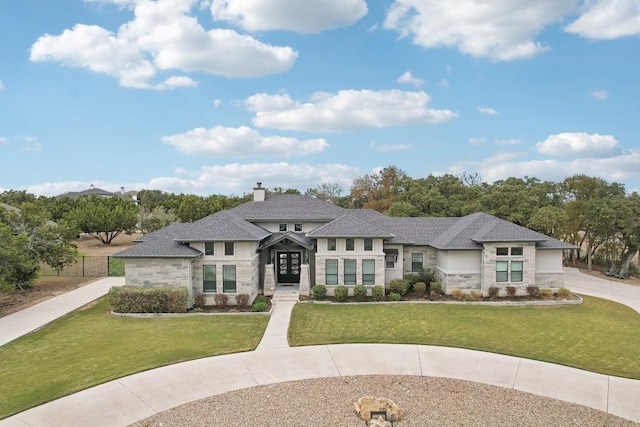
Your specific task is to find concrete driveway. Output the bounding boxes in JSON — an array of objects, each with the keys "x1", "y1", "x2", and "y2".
[{"x1": 563, "y1": 267, "x2": 640, "y2": 313}]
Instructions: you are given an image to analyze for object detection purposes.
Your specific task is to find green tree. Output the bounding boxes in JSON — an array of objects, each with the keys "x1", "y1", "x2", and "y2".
[
  {"x1": 67, "y1": 195, "x2": 138, "y2": 244},
  {"x1": 350, "y1": 165, "x2": 406, "y2": 212},
  {"x1": 0, "y1": 223, "x2": 39, "y2": 290},
  {"x1": 139, "y1": 206, "x2": 177, "y2": 235}
]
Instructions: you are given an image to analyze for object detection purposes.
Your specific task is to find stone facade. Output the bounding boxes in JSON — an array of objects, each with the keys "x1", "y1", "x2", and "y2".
[
  {"x1": 123, "y1": 258, "x2": 193, "y2": 303},
  {"x1": 402, "y1": 246, "x2": 436, "y2": 277},
  {"x1": 191, "y1": 254, "x2": 260, "y2": 305},
  {"x1": 315, "y1": 254, "x2": 385, "y2": 288},
  {"x1": 535, "y1": 272, "x2": 565, "y2": 288},
  {"x1": 481, "y1": 242, "x2": 536, "y2": 296}
]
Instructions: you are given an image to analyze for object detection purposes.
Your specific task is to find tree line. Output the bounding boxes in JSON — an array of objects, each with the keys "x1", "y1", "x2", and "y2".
[{"x1": 1, "y1": 169, "x2": 639, "y2": 290}]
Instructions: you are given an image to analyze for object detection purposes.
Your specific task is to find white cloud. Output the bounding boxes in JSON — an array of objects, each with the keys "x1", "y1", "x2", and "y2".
[
  {"x1": 468, "y1": 137, "x2": 486, "y2": 145},
  {"x1": 396, "y1": 71, "x2": 425, "y2": 87},
  {"x1": 370, "y1": 141, "x2": 412, "y2": 152},
  {"x1": 383, "y1": 0, "x2": 576, "y2": 61},
  {"x1": 495, "y1": 139, "x2": 522, "y2": 145},
  {"x1": 589, "y1": 89, "x2": 610, "y2": 100},
  {"x1": 439, "y1": 78, "x2": 450, "y2": 88},
  {"x1": 213, "y1": 99, "x2": 222, "y2": 108},
  {"x1": 30, "y1": 0, "x2": 297, "y2": 89},
  {"x1": 210, "y1": 0, "x2": 367, "y2": 33},
  {"x1": 536, "y1": 132, "x2": 618, "y2": 157},
  {"x1": 161, "y1": 125, "x2": 329, "y2": 156},
  {"x1": 0, "y1": 80, "x2": 4, "y2": 90},
  {"x1": 23, "y1": 143, "x2": 43, "y2": 152},
  {"x1": 565, "y1": 0, "x2": 640, "y2": 39},
  {"x1": 0, "y1": 137, "x2": 9, "y2": 144},
  {"x1": 246, "y1": 89, "x2": 457, "y2": 132},
  {"x1": 478, "y1": 107, "x2": 499, "y2": 116}
]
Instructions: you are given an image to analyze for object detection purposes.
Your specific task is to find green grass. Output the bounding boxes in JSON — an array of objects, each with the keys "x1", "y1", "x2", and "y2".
[
  {"x1": 289, "y1": 296, "x2": 640, "y2": 379},
  {"x1": 0, "y1": 298, "x2": 268, "y2": 419}
]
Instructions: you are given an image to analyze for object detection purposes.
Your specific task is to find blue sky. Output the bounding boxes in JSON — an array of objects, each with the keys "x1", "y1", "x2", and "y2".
[{"x1": 1, "y1": 0, "x2": 639, "y2": 197}]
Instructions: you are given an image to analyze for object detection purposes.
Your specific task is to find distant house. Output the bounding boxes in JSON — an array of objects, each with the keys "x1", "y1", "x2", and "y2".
[
  {"x1": 57, "y1": 184, "x2": 138, "y2": 203},
  {"x1": 1, "y1": 202, "x2": 58, "y2": 227},
  {"x1": 114, "y1": 183, "x2": 573, "y2": 305}
]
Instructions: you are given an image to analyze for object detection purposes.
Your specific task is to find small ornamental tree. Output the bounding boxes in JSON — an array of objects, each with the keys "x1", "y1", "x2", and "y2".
[{"x1": 68, "y1": 195, "x2": 138, "y2": 245}]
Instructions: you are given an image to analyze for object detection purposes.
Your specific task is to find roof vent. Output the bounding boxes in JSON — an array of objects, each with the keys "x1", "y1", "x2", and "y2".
[{"x1": 253, "y1": 182, "x2": 265, "y2": 202}]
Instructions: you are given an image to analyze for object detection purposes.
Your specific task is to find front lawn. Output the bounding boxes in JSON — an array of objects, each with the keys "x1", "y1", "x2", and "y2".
[
  {"x1": 0, "y1": 298, "x2": 268, "y2": 419},
  {"x1": 289, "y1": 296, "x2": 640, "y2": 379}
]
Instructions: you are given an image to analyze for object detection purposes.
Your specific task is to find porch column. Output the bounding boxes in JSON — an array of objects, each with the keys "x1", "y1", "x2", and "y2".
[{"x1": 264, "y1": 264, "x2": 276, "y2": 296}]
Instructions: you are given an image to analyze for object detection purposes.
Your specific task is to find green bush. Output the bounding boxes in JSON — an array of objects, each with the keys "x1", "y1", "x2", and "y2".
[
  {"x1": 451, "y1": 288, "x2": 464, "y2": 300},
  {"x1": 540, "y1": 288, "x2": 553, "y2": 299},
  {"x1": 557, "y1": 287, "x2": 572, "y2": 299},
  {"x1": 214, "y1": 293, "x2": 228, "y2": 307},
  {"x1": 108, "y1": 257, "x2": 125, "y2": 277},
  {"x1": 505, "y1": 286, "x2": 517, "y2": 298},
  {"x1": 430, "y1": 281, "x2": 442, "y2": 296},
  {"x1": 404, "y1": 274, "x2": 420, "y2": 288},
  {"x1": 353, "y1": 284, "x2": 367, "y2": 302},
  {"x1": 108, "y1": 285, "x2": 188, "y2": 313},
  {"x1": 488, "y1": 286, "x2": 499, "y2": 299},
  {"x1": 252, "y1": 301, "x2": 268, "y2": 312},
  {"x1": 526, "y1": 285, "x2": 540, "y2": 298},
  {"x1": 334, "y1": 285, "x2": 348, "y2": 302},
  {"x1": 235, "y1": 293, "x2": 250, "y2": 309},
  {"x1": 254, "y1": 295, "x2": 268, "y2": 305},
  {"x1": 388, "y1": 278, "x2": 408, "y2": 296},
  {"x1": 312, "y1": 284, "x2": 327, "y2": 300},
  {"x1": 372, "y1": 285, "x2": 385, "y2": 301},
  {"x1": 388, "y1": 292, "x2": 402, "y2": 301},
  {"x1": 413, "y1": 282, "x2": 427, "y2": 297}
]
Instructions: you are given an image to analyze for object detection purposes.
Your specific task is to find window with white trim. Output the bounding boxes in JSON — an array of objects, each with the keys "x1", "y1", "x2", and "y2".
[
  {"x1": 362, "y1": 259, "x2": 375, "y2": 285},
  {"x1": 345, "y1": 238, "x2": 355, "y2": 251},
  {"x1": 411, "y1": 253, "x2": 423, "y2": 273},
  {"x1": 364, "y1": 238, "x2": 373, "y2": 251},
  {"x1": 327, "y1": 238, "x2": 336, "y2": 251},
  {"x1": 222, "y1": 265, "x2": 236, "y2": 293},
  {"x1": 325, "y1": 259, "x2": 338, "y2": 285},
  {"x1": 204, "y1": 242, "x2": 214, "y2": 256},
  {"x1": 344, "y1": 259, "x2": 356, "y2": 285},
  {"x1": 203, "y1": 265, "x2": 216, "y2": 292}
]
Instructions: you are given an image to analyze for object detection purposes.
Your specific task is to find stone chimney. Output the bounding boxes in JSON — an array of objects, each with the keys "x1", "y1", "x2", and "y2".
[
  {"x1": 90, "y1": 184, "x2": 94, "y2": 190},
  {"x1": 120, "y1": 186, "x2": 125, "y2": 195},
  {"x1": 253, "y1": 182, "x2": 265, "y2": 202}
]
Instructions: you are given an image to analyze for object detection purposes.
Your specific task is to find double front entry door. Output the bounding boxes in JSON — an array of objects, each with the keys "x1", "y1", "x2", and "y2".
[{"x1": 277, "y1": 251, "x2": 301, "y2": 284}]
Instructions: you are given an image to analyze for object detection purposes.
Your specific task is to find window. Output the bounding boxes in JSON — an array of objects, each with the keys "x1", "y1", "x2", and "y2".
[
  {"x1": 511, "y1": 261, "x2": 523, "y2": 282},
  {"x1": 386, "y1": 255, "x2": 395, "y2": 269},
  {"x1": 203, "y1": 265, "x2": 216, "y2": 292},
  {"x1": 279, "y1": 223, "x2": 287, "y2": 231},
  {"x1": 294, "y1": 223, "x2": 303, "y2": 232},
  {"x1": 346, "y1": 238, "x2": 355, "y2": 251},
  {"x1": 511, "y1": 247, "x2": 523, "y2": 256},
  {"x1": 344, "y1": 259, "x2": 356, "y2": 285},
  {"x1": 496, "y1": 261, "x2": 508, "y2": 282},
  {"x1": 411, "y1": 253, "x2": 423, "y2": 273},
  {"x1": 362, "y1": 260, "x2": 375, "y2": 285},
  {"x1": 222, "y1": 265, "x2": 236, "y2": 293},
  {"x1": 325, "y1": 259, "x2": 338, "y2": 285},
  {"x1": 327, "y1": 238, "x2": 336, "y2": 251},
  {"x1": 204, "y1": 242, "x2": 214, "y2": 256},
  {"x1": 364, "y1": 238, "x2": 373, "y2": 251},
  {"x1": 224, "y1": 242, "x2": 234, "y2": 256},
  {"x1": 496, "y1": 247, "x2": 509, "y2": 256}
]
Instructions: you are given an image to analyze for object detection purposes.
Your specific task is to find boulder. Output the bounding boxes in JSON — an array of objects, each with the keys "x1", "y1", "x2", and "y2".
[{"x1": 354, "y1": 396, "x2": 404, "y2": 423}]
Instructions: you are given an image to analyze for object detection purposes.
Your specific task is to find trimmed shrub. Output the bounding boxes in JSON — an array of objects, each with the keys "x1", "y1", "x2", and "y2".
[
  {"x1": 451, "y1": 288, "x2": 464, "y2": 300},
  {"x1": 388, "y1": 292, "x2": 402, "y2": 301},
  {"x1": 388, "y1": 278, "x2": 408, "y2": 296},
  {"x1": 193, "y1": 293, "x2": 206, "y2": 309},
  {"x1": 312, "y1": 284, "x2": 327, "y2": 300},
  {"x1": 430, "y1": 281, "x2": 442, "y2": 296},
  {"x1": 235, "y1": 293, "x2": 250, "y2": 309},
  {"x1": 372, "y1": 285, "x2": 385, "y2": 301},
  {"x1": 353, "y1": 284, "x2": 367, "y2": 302},
  {"x1": 469, "y1": 290, "x2": 482, "y2": 301},
  {"x1": 557, "y1": 287, "x2": 572, "y2": 299},
  {"x1": 214, "y1": 293, "x2": 229, "y2": 307},
  {"x1": 108, "y1": 285, "x2": 188, "y2": 313},
  {"x1": 252, "y1": 301, "x2": 268, "y2": 312},
  {"x1": 488, "y1": 286, "x2": 500, "y2": 299},
  {"x1": 540, "y1": 288, "x2": 553, "y2": 299},
  {"x1": 254, "y1": 295, "x2": 268, "y2": 305},
  {"x1": 526, "y1": 285, "x2": 540, "y2": 298},
  {"x1": 404, "y1": 274, "x2": 420, "y2": 287},
  {"x1": 334, "y1": 285, "x2": 348, "y2": 302},
  {"x1": 413, "y1": 282, "x2": 427, "y2": 297},
  {"x1": 505, "y1": 286, "x2": 517, "y2": 299}
]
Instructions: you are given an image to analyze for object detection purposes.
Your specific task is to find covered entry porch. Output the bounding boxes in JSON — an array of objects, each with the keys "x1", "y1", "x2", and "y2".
[{"x1": 259, "y1": 232, "x2": 314, "y2": 297}]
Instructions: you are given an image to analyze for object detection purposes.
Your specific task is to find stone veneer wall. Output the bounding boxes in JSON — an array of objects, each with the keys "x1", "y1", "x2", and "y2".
[
  {"x1": 438, "y1": 272, "x2": 482, "y2": 293},
  {"x1": 192, "y1": 254, "x2": 260, "y2": 305},
  {"x1": 124, "y1": 258, "x2": 192, "y2": 288},
  {"x1": 481, "y1": 242, "x2": 536, "y2": 296},
  {"x1": 315, "y1": 253, "x2": 385, "y2": 291},
  {"x1": 535, "y1": 272, "x2": 565, "y2": 288},
  {"x1": 402, "y1": 246, "x2": 437, "y2": 277}
]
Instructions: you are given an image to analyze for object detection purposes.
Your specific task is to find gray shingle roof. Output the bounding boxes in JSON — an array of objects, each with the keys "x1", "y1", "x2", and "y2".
[
  {"x1": 306, "y1": 214, "x2": 395, "y2": 238},
  {"x1": 114, "y1": 234, "x2": 202, "y2": 258},
  {"x1": 175, "y1": 211, "x2": 270, "y2": 242},
  {"x1": 230, "y1": 194, "x2": 346, "y2": 221}
]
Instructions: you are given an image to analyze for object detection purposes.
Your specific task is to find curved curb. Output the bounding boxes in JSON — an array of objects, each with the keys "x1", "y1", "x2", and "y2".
[{"x1": 299, "y1": 294, "x2": 583, "y2": 307}]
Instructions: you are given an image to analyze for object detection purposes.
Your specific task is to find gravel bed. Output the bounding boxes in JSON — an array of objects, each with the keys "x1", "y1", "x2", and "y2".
[{"x1": 130, "y1": 375, "x2": 637, "y2": 426}]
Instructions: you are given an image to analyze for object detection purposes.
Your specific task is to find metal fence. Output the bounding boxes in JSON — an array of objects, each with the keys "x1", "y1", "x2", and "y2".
[{"x1": 38, "y1": 256, "x2": 125, "y2": 277}]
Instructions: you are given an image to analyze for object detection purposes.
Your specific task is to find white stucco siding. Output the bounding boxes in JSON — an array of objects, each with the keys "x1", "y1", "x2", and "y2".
[
  {"x1": 190, "y1": 241, "x2": 258, "y2": 259},
  {"x1": 437, "y1": 250, "x2": 481, "y2": 273},
  {"x1": 383, "y1": 244, "x2": 404, "y2": 283},
  {"x1": 536, "y1": 250, "x2": 563, "y2": 273}
]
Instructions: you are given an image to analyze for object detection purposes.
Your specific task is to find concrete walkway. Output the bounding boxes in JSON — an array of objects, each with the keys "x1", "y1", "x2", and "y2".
[
  {"x1": 563, "y1": 267, "x2": 640, "y2": 313},
  {"x1": 0, "y1": 276, "x2": 125, "y2": 347},
  {"x1": 2, "y1": 273, "x2": 640, "y2": 426}
]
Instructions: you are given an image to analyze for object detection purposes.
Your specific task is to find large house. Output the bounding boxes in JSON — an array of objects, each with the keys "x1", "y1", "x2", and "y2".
[{"x1": 115, "y1": 183, "x2": 573, "y2": 305}]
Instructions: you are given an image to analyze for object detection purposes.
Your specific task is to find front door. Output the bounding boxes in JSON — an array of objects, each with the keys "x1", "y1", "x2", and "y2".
[{"x1": 277, "y1": 251, "x2": 301, "y2": 284}]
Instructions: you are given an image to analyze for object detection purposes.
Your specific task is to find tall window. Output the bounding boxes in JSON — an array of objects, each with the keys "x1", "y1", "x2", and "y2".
[
  {"x1": 203, "y1": 265, "x2": 216, "y2": 292},
  {"x1": 344, "y1": 259, "x2": 356, "y2": 285},
  {"x1": 411, "y1": 253, "x2": 423, "y2": 273},
  {"x1": 511, "y1": 261, "x2": 523, "y2": 282},
  {"x1": 386, "y1": 255, "x2": 395, "y2": 269},
  {"x1": 279, "y1": 223, "x2": 287, "y2": 231},
  {"x1": 225, "y1": 242, "x2": 234, "y2": 256},
  {"x1": 223, "y1": 265, "x2": 236, "y2": 292},
  {"x1": 346, "y1": 238, "x2": 355, "y2": 251},
  {"x1": 364, "y1": 238, "x2": 373, "y2": 251},
  {"x1": 205, "y1": 242, "x2": 214, "y2": 256},
  {"x1": 294, "y1": 223, "x2": 303, "y2": 232},
  {"x1": 325, "y1": 259, "x2": 338, "y2": 285},
  {"x1": 327, "y1": 238, "x2": 336, "y2": 251},
  {"x1": 496, "y1": 261, "x2": 508, "y2": 282},
  {"x1": 362, "y1": 259, "x2": 375, "y2": 285}
]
